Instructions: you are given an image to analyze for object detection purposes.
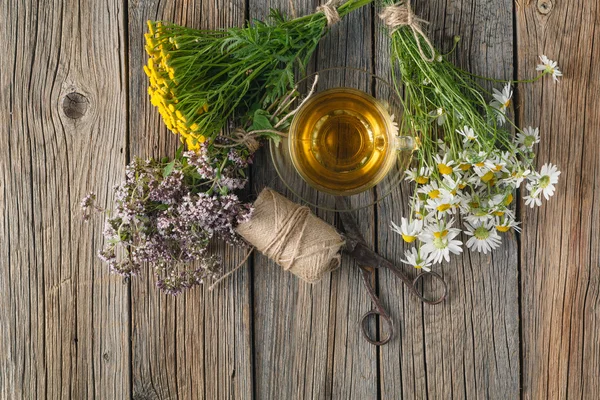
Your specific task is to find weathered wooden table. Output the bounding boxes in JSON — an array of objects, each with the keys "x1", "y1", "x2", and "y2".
[{"x1": 2, "y1": 0, "x2": 599, "y2": 398}]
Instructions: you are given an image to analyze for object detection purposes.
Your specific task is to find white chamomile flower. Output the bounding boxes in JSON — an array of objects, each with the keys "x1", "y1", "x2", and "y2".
[
  {"x1": 490, "y1": 83, "x2": 513, "y2": 125},
  {"x1": 417, "y1": 181, "x2": 442, "y2": 199},
  {"x1": 442, "y1": 174, "x2": 463, "y2": 193},
  {"x1": 391, "y1": 218, "x2": 423, "y2": 243},
  {"x1": 405, "y1": 166, "x2": 431, "y2": 184},
  {"x1": 412, "y1": 198, "x2": 427, "y2": 220},
  {"x1": 420, "y1": 218, "x2": 461, "y2": 240},
  {"x1": 420, "y1": 228, "x2": 463, "y2": 264},
  {"x1": 464, "y1": 210, "x2": 495, "y2": 225},
  {"x1": 436, "y1": 139, "x2": 450, "y2": 153},
  {"x1": 425, "y1": 195, "x2": 457, "y2": 215},
  {"x1": 473, "y1": 164, "x2": 497, "y2": 184},
  {"x1": 536, "y1": 55, "x2": 563, "y2": 83},
  {"x1": 535, "y1": 163, "x2": 561, "y2": 200},
  {"x1": 495, "y1": 216, "x2": 521, "y2": 233},
  {"x1": 458, "y1": 191, "x2": 480, "y2": 213},
  {"x1": 434, "y1": 153, "x2": 457, "y2": 175},
  {"x1": 464, "y1": 221, "x2": 502, "y2": 254},
  {"x1": 457, "y1": 126, "x2": 478, "y2": 144},
  {"x1": 516, "y1": 126, "x2": 540, "y2": 151},
  {"x1": 484, "y1": 155, "x2": 509, "y2": 174},
  {"x1": 429, "y1": 108, "x2": 447, "y2": 126},
  {"x1": 524, "y1": 183, "x2": 542, "y2": 208},
  {"x1": 401, "y1": 247, "x2": 433, "y2": 272},
  {"x1": 506, "y1": 167, "x2": 531, "y2": 187}
]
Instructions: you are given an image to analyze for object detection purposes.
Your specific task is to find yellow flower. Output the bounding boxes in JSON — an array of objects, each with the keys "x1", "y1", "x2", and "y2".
[{"x1": 415, "y1": 176, "x2": 429, "y2": 184}]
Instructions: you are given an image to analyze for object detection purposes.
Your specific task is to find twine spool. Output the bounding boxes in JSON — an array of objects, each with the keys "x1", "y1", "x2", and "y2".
[{"x1": 236, "y1": 188, "x2": 345, "y2": 283}]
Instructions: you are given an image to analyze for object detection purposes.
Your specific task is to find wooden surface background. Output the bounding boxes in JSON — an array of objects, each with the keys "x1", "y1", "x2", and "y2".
[{"x1": 1, "y1": 0, "x2": 598, "y2": 398}]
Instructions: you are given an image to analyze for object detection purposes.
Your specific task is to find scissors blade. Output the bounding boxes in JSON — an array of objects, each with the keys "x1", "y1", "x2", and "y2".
[{"x1": 335, "y1": 197, "x2": 367, "y2": 246}]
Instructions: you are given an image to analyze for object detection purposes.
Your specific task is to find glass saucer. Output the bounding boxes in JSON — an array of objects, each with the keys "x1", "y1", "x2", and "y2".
[{"x1": 270, "y1": 67, "x2": 414, "y2": 212}]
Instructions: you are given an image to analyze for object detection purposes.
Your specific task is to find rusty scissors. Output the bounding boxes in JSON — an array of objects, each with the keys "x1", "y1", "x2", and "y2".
[{"x1": 336, "y1": 198, "x2": 448, "y2": 346}]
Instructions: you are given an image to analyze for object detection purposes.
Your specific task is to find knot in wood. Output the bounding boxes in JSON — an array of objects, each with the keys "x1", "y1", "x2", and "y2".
[
  {"x1": 62, "y1": 92, "x2": 89, "y2": 119},
  {"x1": 537, "y1": 0, "x2": 553, "y2": 15}
]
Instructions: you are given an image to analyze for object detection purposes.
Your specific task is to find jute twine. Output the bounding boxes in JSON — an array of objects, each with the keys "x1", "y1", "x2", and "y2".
[
  {"x1": 236, "y1": 188, "x2": 345, "y2": 283},
  {"x1": 379, "y1": 1, "x2": 435, "y2": 62},
  {"x1": 317, "y1": 0, "x2": 342, "y2": 27}
]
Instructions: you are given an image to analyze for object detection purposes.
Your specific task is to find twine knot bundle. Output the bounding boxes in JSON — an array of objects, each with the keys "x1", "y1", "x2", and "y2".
[
  {"x1": 379, "y1": 1, "x2": 435, "y2": 62},
  {"x1": 236, "y1": 188, "x2": 344, "y2": 283},
  {"x1": 317, "y1": 0, "x2": 342, "y2": 27}
]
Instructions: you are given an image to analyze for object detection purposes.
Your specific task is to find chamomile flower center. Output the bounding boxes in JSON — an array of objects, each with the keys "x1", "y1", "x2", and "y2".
[
  {"x1": 438, "y1": 164, "x2": 453, "y2": 175},
  {"x1": 496, "y1": 225, "x2": 511, "y2": 232},
  {"x1": 437, "y1": 203, "x2": 452, "y2": 212},
  {"x1": 481, "y1": 171, "x2": 495, "y2": 183},
  {"x1": 416, "y1": 176, "x2": 429, "y2": 184},
  {"x1": 433, "y1": 237, "x2": 446, "y2": 249},
  {"x1": 524, "y1": 135, "x2": 536, "y2": 147},
  {"x1": 504, "y1": 193, "x2": 513, "y2": 205},
  {"x1": 539, "y1": 175, "x2": 550, "y2": 188},
  {"x1": 428, "y1": 189, "x2": 440, "y2": 199},
  {"x1": 433, "y1": 229, "x2": 448, "y2": 239},
  {"x1": 503, "y1": 99, "x2": 511, "y2": 108},
  {"x1": 474, "y1": 226, "x2": 490, "y2": 240},
  {"x1": 402, "y1": 234, "x2": 417, "y2": 243}
]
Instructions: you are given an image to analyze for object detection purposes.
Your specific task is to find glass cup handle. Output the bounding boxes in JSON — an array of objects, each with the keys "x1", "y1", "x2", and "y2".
[{"x1": 395, "y1": 135, "x2": 417, "y2": 151}]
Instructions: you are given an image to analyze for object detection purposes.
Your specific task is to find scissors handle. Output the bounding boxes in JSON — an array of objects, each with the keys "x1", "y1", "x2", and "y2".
[
  {"x1": 409, "y1": 270, "x2": 448, "y2": 305},
  {"x1": 361, "y1": 309, "x2": 393, "y2": 346},
  {"x1": 359, "y1": 267, "x2": 394, "y2": 346}
]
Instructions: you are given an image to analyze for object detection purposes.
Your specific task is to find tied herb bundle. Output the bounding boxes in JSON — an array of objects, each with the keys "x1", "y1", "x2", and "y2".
[
  {"x1": 83, "y1": 84, "x2": 315, "y2": 294},
  {"x1": 81, "y1": 145, "x2": 253, "y2": 295},
  {"x1": 382, "y1": 1, "x2": 562, "y2": 270},
  {"x1": 143, "y1": 0, "x2": 373, "y2": 150}
]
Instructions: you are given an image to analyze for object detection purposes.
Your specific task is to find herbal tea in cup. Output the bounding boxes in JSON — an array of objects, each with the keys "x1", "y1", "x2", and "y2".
[{"x1": 289, "y1": 87, "x2": 402, "y2": 196}]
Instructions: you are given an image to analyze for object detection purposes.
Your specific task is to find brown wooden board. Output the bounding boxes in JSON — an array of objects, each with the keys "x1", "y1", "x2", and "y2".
[
  {"x1": 375, "y1": 0, "x2": 520, "y2": 398},
  {"x1": 127, "y1": 1, "x2": 253, "y2": 399},
  {"x1": 0, "y1": 0, "x2": 130, "y2": 398},
  {"x1": 248, "y1": 0, "x2": 378, "y2": 398},
  {"x1": 516, "y1": 1, "x2": 600, "y2": 398},
  {"x1": 3, "y1": 0, "x2": 600, "y2": 398}
]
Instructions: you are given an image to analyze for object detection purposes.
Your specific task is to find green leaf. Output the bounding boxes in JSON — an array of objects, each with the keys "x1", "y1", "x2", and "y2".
[
  {"x1": 249, "y1": 109, "x2": 274, "y2": 131},
  {"x1": 258, "y1": 130, "x2": 281, "y2": 146},
  {"x1": 163, "y1": 159, "x2": 176, "y2": 177},
  {"x1": 175, "y1": 144, "x2": 185, "y2": 160}
]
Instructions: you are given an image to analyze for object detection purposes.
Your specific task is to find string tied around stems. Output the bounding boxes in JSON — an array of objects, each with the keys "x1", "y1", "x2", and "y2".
[
  {"x1": 317, "y1": 0, "x2": 342, "y2": 27},
  {"x1": 379, "y1": 1, "x2": 436, "y2": 62}
]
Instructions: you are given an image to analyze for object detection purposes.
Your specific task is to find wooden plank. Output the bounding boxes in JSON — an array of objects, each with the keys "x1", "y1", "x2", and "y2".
[
  {"x1": 249, "y1": 0, "x2": 378, "y2": 398},
  {"x1": 375, "y1": 0, "x2": 521, "y2": 398},
  {"x1": 127, "y1": 1, "x2": 253, "y2": 399},
  {"x1": 516, "y1": 0, "x2": 600, "y2": 398},
  {"x1": 0, "y1": 0, "x2": 129, "y2": 398}
]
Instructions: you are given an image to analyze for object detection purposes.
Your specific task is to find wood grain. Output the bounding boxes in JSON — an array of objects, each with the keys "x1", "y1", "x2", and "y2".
[
  {"x1": 516, "y1": 0, "x2": 600, "y2": 398},
  {"x1": 127, "y1": 1, "x2": 253, "y2": 399},
  {"x1": 249, "y1": 0, "x2": 378, "y2": 398},
  {"x1": 2, "y1": 0, "x2": 599, "y2": 398},
  {"x1": 375, "y1": 0, "x2": 520, "y2": 398},
  {"x1": 0, "y1": 0, "x2": 130, "y2": 398}
]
